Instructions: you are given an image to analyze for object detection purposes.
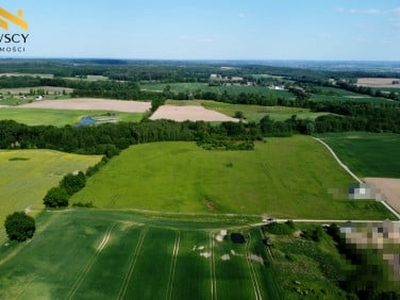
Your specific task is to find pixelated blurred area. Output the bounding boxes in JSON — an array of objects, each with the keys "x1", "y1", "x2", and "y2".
[{"x1": 340, "y1": 221, "x2": 400, "y2": 282}]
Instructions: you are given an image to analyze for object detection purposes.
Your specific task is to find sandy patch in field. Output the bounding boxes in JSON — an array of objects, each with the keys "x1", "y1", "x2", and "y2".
[
  {"x1": 149, "y1": 105, "x2": 239, "y2": 122},
  {"x1": 357, "y1": 78, "x2": 400, "y2": 88},
  {"x1": 364, "y1": 178, "x2": 400, "y2": 212},
  {"x1": 16, "y1": 98, "x2": 151, "y2": 113}
]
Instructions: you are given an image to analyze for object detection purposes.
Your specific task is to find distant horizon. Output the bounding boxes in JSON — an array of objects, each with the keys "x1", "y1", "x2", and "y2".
[{"x1": 2, "y1": 57, "x2": 400, "y2": 63}]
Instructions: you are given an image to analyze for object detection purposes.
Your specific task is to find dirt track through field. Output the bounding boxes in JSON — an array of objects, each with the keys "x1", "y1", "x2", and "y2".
[
  {"x1": 209, "y1": 233, "x2": 217, "y2": 300},
  {"x1": 150, "y1": 104, "x2": 239, "y2": 122},
  {"x1": 17, "y1": 98, "x2": 151, "y2": 113},
  {"x1": 166, "y1": 231, "x2": 180, "y2": 300},
  {"x1": 117, "y1": 227, "x2": 148, "y2": 300},
  {"x1": 67, "y1": 223, "x2": 117, "y2": 300},
  {"x1": 246, "y1": 232, "x2": 263, "y2": 300}
]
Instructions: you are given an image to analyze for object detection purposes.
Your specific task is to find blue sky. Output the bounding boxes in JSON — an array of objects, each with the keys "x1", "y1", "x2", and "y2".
[{"x1": 1, "y1": 0, "x2": 400, "y2": 60}]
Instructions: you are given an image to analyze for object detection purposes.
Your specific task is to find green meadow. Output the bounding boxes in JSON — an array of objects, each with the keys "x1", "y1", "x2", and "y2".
[
  {"x1": 140, "y1": 82, "x2": 293, "y2": 98},
  {"x1": 319, "y1": 132, "x2": 400, "y2": 178},
  {"x1": 72, "y1": 136, "x2": 395, "y2": 220},
  {"x1": 0, "y1": 108, "x2": 143, "y2": 126},
  {"x1": 0, "y1": 149, "x2": 101, "y2": 226}
]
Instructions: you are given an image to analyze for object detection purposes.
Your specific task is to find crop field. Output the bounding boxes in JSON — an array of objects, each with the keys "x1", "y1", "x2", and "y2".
[
  {"x1": 71, "y1": 136, "x2": 395, "y2": 220},
  {"x1": 0, "y1": 149, "x2": 102, "y2": 227},
  {"x1": 166, "y1": 100, "x2": 328, "y2": 122},
  {"x1": 0, "y1": 210, "x2": 280, "y2": 300},
  {"x1": 0, "y1": 108, "x2": 144, "y2": 126},
  {"x1": 318, "y1": 132, "x2": 400, "y2": 178},
  {"x1": 140, "y1": 82, "x2": 293, "y2": 99},
  {"x1": 357, "y1": 78, "x2": 400, "y2": 88},
  {"x1": 150, "y1": 104, "x2": 239, "y2": 122}
]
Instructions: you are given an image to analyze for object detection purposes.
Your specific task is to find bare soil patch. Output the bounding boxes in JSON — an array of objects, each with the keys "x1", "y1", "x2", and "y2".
[
  {"x1": 364, "y1": 178, "x2": 400, "y2": 212},
  {"x1": 17, "y1": 98, "x2": 151, "y2": 113},
  {"x1": 149, "y1": 104, "x2": 239, "y2": 122},
  {"x1": 357, "y1": 78, "x2": 400, "y2": 88}
]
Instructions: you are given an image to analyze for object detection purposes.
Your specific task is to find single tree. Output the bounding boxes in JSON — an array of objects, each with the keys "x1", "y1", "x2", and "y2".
[
  {"x1": 43, "y1": 187, "x2": 69, "y2": 208},
  {"x1": 4, "y1": 211, "x2": 35, "y2": 242}
]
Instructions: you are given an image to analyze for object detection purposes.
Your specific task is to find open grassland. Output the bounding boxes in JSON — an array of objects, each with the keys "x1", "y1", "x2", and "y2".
[
  {"x1": 0, "y1": 210, "x2": 281, "y2": 300},
  {"x1": 0, "y1": 150, "x2": 101, "y2": 227},
  {"x1": 319, "y1": 132, "x2": 400, "y2": 178},
  {"x1": 309, "y1": 86, "x2": 394, "y2": 104},
  {"x1": 0, "y1": 108, "x2": 143, "y2": 126},
  {"x1": 72, "y1": 136, "x2": 394, "y2": 220},
  {"x1": 140, "y1": 82, "x2": 293, "y2": 99},
  {"x1": 166, "y1": 99, "x2": 329, "y2": 122}
]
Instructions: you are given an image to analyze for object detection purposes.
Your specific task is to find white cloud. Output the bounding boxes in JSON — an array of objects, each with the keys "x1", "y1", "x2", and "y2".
[
  {"x1": 195, "y1": 38, "x2": 213, "y2": 43},
  {"x1": 349, "y1": 6, "x2": 400, "y2": 16},
  {"x1": 334, "y1": 7, "x2": 345, "y2": 13},
  {"x1": 317, "y1": 33, "x2": 330, "y2": 39},
  {"x1": 238, "y1": 12, "x2": 247, "y2": 18},
  {"x1": 350, "y1": 8, "x2": 383, "y2": 15}
]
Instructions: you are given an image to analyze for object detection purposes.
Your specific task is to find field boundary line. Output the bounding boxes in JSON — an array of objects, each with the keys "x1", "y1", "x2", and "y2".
[
  {"x1": 313, "y1": 137, "x2": 361, "y2": 183},
  {"x1": 246, "y1": 233, "x2": 263, "y2": 300},
  {"x1": 117, "y1": 227, "x2": 148, "y2": 300},
  {"x1": 209, "y1": 232, "x2": 217, "y2": 300},
  {"x1": 66, "y1": 222, "x2": 117, "y2": 300},
  {"x1": 314, "y1": 137, "x2": 400, "y2": 220},
  {"x1": 165, "y1": 231, "x2": 180, "y2": 300}
]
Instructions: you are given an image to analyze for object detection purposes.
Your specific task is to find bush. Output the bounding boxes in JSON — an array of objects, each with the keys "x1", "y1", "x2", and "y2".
[
  {"x1": 4, "y1": 211, "x2": 35, "y2": 242},
  {"x1": 43, "y1": 187, "x2": 69, "y2": 208},
  {"x1": 60, "y1": 171, "x2": 86, "y2": 196},
  {"x1": 264, "y1": 222, "x2": 295, "y2": 235}
]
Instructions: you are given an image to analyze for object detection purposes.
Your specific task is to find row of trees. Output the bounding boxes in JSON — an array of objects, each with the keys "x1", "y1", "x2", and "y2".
[
  {"x1": 1, "y1": 100, "x2": 400, "y2": 158},
  {"x1": 43, "y1": 171, "x2": 86, "y2": 208}
]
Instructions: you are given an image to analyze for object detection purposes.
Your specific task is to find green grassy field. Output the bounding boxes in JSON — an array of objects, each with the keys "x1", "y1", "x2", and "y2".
[
  {"x1": 166, "y1": 99, "x2": 329, "y2": 122},
  {"x1": 0, "y1": 149, "x2": 101, "y2": 227},
  {"x1": 140, "y1": 82, "x2": 293, "y2": 99},
  {"x1": 319, "y1": 132, "x2": 400, "y2": 178},
  {"x1": 72, "y1": 136, "x2": 395, "y2": 220},
  {"x1": 0, "y1": 108, "x2": 144, "y2": 126},
  {"x1": 311, "y1": 94, "x2": 393, "y2": 104},
  {"x1": 308, "y1": 86, "x2": 395, "y2": 104},
  {"x1": 0, "y1": 210, "x2": 281, "y2": 300}
]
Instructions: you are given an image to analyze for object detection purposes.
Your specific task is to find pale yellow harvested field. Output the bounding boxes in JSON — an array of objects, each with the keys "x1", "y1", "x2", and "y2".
[
  {"x1": 357, "y1": 78, "x2": 400, "y2": 88},
  {"x1": 149, "y1": 104, "x2": 239, "y2": 122},
  {"x1": 364, "y1": 178, "x2": 400, "y2": 212},
  {"x1": 17, "y1": 98, "x2": 151, "y2": 112}
]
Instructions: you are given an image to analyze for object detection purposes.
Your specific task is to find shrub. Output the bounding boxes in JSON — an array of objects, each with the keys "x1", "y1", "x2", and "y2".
[
  {"x1": 264, "y1": 222, "x2": 295, "y2": 235},
  {"x1": 4, "y1": 211, "x2": 35, "y2": 242},
  {"x1": 43, "y1": 187, "x2": 69, "y2": 208}
]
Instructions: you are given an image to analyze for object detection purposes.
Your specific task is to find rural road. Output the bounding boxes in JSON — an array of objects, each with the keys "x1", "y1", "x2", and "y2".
[{"x1": 313, "y1": 137, "x2": 400, "y2": 220}]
